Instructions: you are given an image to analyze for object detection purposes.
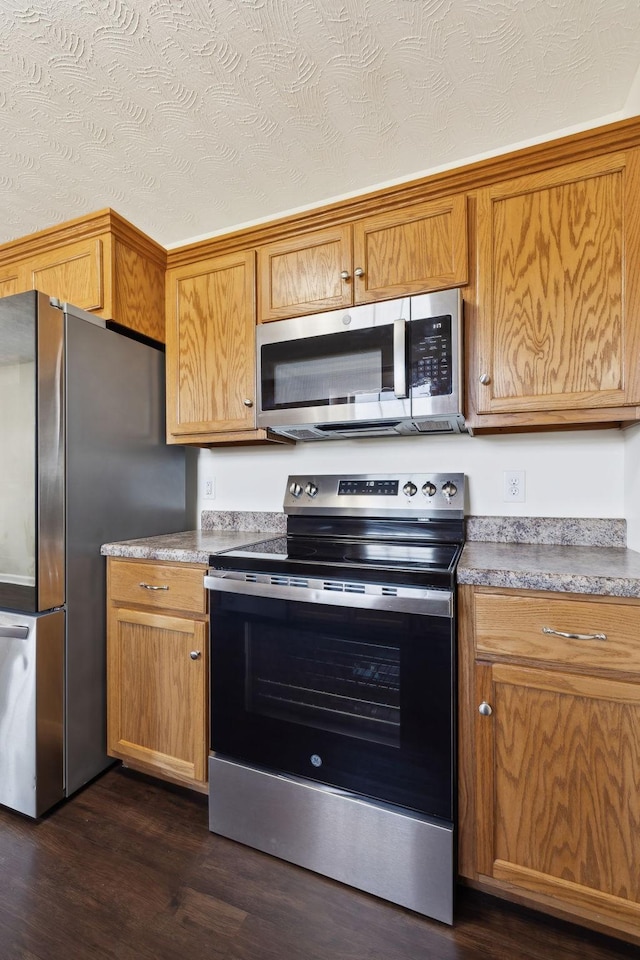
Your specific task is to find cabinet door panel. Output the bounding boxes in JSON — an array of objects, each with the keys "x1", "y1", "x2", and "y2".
[
  {"x1": 353, "y1": 195, "x2": 467, "y2": 302},
  {"x1": 166, "y1": 250, "x2": 256, "y2": 437},
  {"x1": 29, "y1": 238, "x2": 104, "y2": 311},
  {"x1": 475, "y1": 151, "x2": 640, "y2": 414},
  {"x1": 476, "y1": 661, "x2": 640, "y2": 919},
  {"x1": 257, "y1": 225, "x2": 352, "y2": 321},
  {"x1": 0, "y1": 265, "x2": 25, "y2": 298},
  {"x1": 108, "y1": 608, "x2": 207, "y2": 784}
]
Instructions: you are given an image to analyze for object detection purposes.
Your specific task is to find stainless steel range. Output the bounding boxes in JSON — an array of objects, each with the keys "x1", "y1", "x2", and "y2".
[{"x1": 204, "y1": 473, "x2": 465, "y2": 924}]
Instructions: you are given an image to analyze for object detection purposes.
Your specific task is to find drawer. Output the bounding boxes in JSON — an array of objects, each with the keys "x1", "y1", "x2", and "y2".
[
  {"x1": 474, "y1": 592, "x2": 640, "y2": 673},
  {"x1": 108, "y1": 559, "x2": 207, "y2": 614}
]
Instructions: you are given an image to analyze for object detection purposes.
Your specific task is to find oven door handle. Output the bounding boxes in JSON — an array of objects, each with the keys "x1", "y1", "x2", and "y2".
[{"x1": 204, "y1": 573, "x2": 452, "y2": 618}]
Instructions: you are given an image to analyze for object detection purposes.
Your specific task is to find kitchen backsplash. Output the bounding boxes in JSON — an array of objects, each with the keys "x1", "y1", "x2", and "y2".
[
  {"x1": 201, "y1": 510, "x2": 626, "y2": 548},
  {"x1": 201, "y1": 510, "x2": 287, "y2": 533},
  {"x1": 466, "y1": 516, "x2": 626, "y2": 547}
]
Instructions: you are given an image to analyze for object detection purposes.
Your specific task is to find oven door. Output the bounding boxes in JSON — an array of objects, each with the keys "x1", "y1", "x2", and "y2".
[
  {"x1": 256, "y1": 298, "x2": 412, "y2": 430},
  {"x1": 207, "y1": 577, "x2": 454, "y2": 821}
]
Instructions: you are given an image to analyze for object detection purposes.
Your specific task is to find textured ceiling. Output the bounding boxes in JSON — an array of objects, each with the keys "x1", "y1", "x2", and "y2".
[{"x1": 1, "y1": 0, "x2": 640, "y2": 249}]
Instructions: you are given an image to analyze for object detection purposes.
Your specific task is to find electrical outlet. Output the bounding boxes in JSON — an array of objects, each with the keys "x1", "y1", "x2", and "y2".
[
  {"x1": 503, "y1": 470, "x2": 525, "y2": 503},
  {"x1": 203, "y1": 475, "x2": 215, "y2": 500}
]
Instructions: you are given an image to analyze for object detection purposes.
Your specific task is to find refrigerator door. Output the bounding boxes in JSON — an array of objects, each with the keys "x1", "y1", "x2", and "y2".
[
  {"x1": 63, "y1": 306, "x2": 186, "y2": 795},
  {"x1": 0, "y1": 608, "x2": 64, "y2": 817},
  {"x1": 0, "y1": 291, "x2": 64, "y2": 613}
]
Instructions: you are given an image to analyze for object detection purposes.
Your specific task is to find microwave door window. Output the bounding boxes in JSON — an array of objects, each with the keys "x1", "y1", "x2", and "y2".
[
  {"x1": 261, "y1": 327, "x2": 394, "y2": 411},
  {"x1": 274, "y1": 350, "x2": 383, "y2": 407}
]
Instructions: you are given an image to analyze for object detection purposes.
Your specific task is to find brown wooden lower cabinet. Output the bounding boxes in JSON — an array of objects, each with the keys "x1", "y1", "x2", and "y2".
[
  {"x1": 106, "y1": 557, "x2": 209, "y2": 792},
  {"x1": 458, "y1": 584, "x2": 640, "y2": 944}
]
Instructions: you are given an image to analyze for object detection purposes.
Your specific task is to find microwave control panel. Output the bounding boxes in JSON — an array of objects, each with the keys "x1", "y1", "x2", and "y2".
[{"x1": 409, "y1": 315, "x2": 452, "y2": 397}]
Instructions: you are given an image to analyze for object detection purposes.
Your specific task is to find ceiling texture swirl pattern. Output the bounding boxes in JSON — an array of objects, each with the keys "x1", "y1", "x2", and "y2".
[{"x1": 1, "y1": 0, "x2": 640, "y2": 247}]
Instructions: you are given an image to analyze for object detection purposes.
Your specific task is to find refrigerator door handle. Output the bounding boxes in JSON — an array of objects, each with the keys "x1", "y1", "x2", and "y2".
[{"x1": 0, "y1": 625, "x2": 30, "y2": 640}]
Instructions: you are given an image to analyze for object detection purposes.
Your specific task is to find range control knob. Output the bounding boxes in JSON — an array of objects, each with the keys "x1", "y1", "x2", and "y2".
[
  {"x1": 305, "y1": 482, "x2": 318, "y2": 498},
  {"x1": 442, "y1": 481, "x2": 458, "y2": 499},
  {"x1": 403, "y1": 481, "x2": 417, "y2": 497},
  {"x1": 289, "y1": 481, "x2": 303, "y2": 498},
  {"x1": 422, "y1": 481, "x2": 437, "y2": 498}
]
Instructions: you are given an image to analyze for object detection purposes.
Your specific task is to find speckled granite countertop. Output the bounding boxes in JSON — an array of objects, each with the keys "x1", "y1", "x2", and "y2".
[
  {"x1": 101, "y1": 512, "x2": 640, "y2": 598},
  {"x1": 100, "y1": 529, "x2": 278, "y2": 564},
  {"x1": 458, "y1": 542, "x2": 640, "y2": 598}
]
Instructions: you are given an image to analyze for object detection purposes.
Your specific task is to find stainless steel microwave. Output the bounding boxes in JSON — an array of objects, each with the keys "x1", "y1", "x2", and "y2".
[{"x1": 256, "y1": 289, "x2": 465, "y2": 441}]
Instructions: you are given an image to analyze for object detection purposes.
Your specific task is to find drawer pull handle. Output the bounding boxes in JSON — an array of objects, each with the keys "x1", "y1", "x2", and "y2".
[
  {"x1": 139, "y1": 582, "x2": 169, "y2": 591},
  {"x1": 189, "y1": 650, "x2": 201, "y2": 660},
  {"x1": 542, "y1": 626, "x2": 607, "y2": 641}
]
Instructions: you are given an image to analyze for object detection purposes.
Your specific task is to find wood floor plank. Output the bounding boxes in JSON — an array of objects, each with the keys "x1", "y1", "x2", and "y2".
[{"x1": 0, "y1": 766, "x2": 637, "y2": 960}]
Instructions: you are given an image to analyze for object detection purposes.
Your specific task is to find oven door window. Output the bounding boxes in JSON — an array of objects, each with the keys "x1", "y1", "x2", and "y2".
[
  {"x1": 210, "y1": 591, "x2": 454, "y2": 820},
  {"x1": 260, "y1": 325, "x2": 395, "y2": 411},
  {"x1": 247, "y1": 626, "x2": 400, "y2": 747}
]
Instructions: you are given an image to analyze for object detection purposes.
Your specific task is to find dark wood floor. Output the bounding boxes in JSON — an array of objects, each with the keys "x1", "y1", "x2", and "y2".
[{"x1": 0, "y1": 766, "x2": 638, "y2": 960}]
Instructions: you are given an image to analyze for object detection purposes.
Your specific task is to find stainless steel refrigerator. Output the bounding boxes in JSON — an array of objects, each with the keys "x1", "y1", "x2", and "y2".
[{"x1": 0, "y1": 290, "x2": 186, "y2": 817}]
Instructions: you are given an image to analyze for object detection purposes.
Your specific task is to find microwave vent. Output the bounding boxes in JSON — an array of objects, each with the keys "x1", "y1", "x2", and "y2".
[
  {"x1": 412, "y1": 418, "x2": 464, "y2": 434},
  {"x1": 279, "y1": 427, "x2": 323, "y2": 441}
]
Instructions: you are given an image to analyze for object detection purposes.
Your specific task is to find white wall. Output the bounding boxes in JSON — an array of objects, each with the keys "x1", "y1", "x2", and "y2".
[
  {"x1": 195, "y1": 429, "x2": 625, "y2": 522},
  {"x1": 624, "y1": 424, "x2": 640, "y2": 551}
]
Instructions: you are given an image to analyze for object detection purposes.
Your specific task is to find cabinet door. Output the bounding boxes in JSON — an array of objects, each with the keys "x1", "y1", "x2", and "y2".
[
  {"x1": 475, "y1": 660, "x2": 640, "y2": 928},
  {"x1": 166, "y1": 250, "x2": 257, "y2": 439},
  {"x1": 257, "y1": 224, "x2": 352, "y2": 321},
  {"x1": 28, "y1": 238, "x2": 105, "y2": 311},
  {"x1": 353, "y1": 195, "x2": 468, "y2": 303},
  {"x1": 475, "y1": 150, "x2": 640, "y2": 415},
  {"x1": 107, "y1": 607, "x2": 208, "y2": 785},
  {"x1": 0, "y1": 263, "x2": 25, "y2": 298}
]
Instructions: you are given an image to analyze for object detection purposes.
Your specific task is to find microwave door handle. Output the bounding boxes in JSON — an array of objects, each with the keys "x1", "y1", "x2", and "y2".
[{"x1": 393, "y1": 318, "x2": 408, "y2": 398}]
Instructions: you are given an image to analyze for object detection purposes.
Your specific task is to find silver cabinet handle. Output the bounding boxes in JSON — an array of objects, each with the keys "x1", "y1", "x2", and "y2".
[
  {"x1": 340, "y1": 270, "x2": 351, "y2": 281},
  {"x1": 139, "y1": 582, "x2": 169, "y2": 591},
  {"x1": 478, "y1": 702, "x2": 493, "y2": 716},
  {"x1": 189, "y1": 650, "x2": 201, "y2": 660},
  {"x1": 542, "y1": 626, "x2": 607, "y2": 641},
  {"x1": 0, "y1": 625, "x2": 30, "y2": 640},
  {"x1": 354, "y1": 267, "x2": 365, "y2": 278},
  {"x1": 243, "y1": 398, "x2": 253, "y2": 407},
  {"x1": 479, "y1": 373, "x2": 491, "y2": 385}
]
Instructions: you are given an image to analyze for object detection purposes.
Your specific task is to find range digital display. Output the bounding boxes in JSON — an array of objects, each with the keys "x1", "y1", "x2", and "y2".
[{"x1": 338, "y1": 479, "x2": 399, "y2": 496}]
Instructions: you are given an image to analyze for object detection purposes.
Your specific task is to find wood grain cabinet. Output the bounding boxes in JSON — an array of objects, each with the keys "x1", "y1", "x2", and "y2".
[
  {"x1": 469, "y1": 149, "x2": 640, "y2": 428},
  {"x1": 0, "y1": 209, "x2": 166, "y2": 342},
  {"x1": 458, "y1": 586, "x2": 640, "y2": 942},
  {"x1": 257, "y1": 195, "x2": 468, "y2": 321},
  {"x1": 165, "y1": 249, "x2": 282, "y2": 445},
  {"x1": 106, "y1": 558, "x2": 209, "y2": 792}
]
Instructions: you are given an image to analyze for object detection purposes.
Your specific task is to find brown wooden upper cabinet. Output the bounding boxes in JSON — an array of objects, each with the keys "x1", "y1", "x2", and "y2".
[
  {"x1": 257, "y1": 195, "x2": 468, "y2": 322},
  {"x1": 165, "y1": 250, "x2": 267, "y2": 444},
  {"x1": 472, "y1": 150, "x2": 640, "y2": 421},
  {"x1": 0, "y1": 209, "x2": 166, "y2": 342}
]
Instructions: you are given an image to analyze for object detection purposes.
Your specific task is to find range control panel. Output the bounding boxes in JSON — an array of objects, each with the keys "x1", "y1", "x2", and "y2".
[{"x1": 284, "y1": 473, "x2": 465, "y2": 518}]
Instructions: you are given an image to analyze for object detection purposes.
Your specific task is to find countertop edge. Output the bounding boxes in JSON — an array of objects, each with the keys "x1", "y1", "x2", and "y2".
[{"x1": 456, "y1": 569, "x2": 640, "y2": 599}]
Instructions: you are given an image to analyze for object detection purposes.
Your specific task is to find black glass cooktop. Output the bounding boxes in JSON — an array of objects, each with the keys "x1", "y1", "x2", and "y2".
[{"x1": 210, "y1": 534, "x2": 462, "y2": 590}]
